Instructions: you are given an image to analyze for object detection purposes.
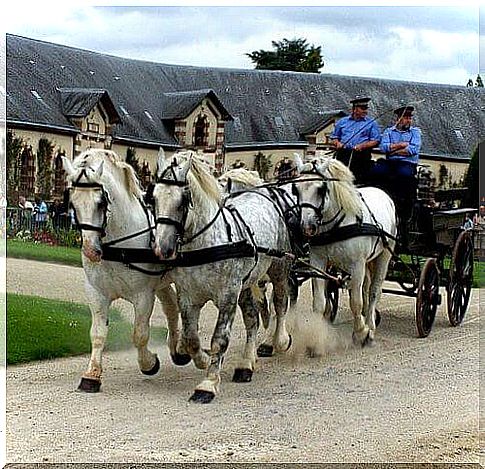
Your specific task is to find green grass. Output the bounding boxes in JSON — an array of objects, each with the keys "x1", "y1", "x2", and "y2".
[
  {"x1": 474, "y1": 260, "x2": 485, "y2": 288},
  {"x1": 7, "y1": 293, "x2": 167, "y2": 365},
  {"x1": 7, "y1": 239, "x2": 82, "y2": 267}
]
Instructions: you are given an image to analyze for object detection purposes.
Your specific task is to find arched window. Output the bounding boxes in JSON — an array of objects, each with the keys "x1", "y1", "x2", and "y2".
[
  {"x1": 19, "y1": 146, "x2": 35, "y2": 198},
  {"x1": 53, "y1": 153, "x2": 67, "y2": 198},
  {"x1": 194, "y1": 115, "x2": 208, "y2": 147}
]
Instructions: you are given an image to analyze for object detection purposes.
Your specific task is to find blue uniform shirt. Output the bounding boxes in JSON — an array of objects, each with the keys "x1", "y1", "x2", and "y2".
[
  {"x1": 379, "y1": 125, "x2": 422, "y2": 164},
  {"x1": 330, "y1": 115, "x2": 381, "y2": 149}
]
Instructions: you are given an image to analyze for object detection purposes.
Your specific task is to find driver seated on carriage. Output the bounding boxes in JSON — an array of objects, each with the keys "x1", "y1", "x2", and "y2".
[{"x1": 368, "y1": 104, "x2": 422, "y2": 248}]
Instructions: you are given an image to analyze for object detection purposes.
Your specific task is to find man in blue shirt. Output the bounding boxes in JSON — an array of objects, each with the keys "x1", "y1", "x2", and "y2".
[
  {"x1": 371, "y1": 105, "x2": 422, "y2": 249},
  {"x1": 330, "y1": 96, "x2": 381, "y2": 185}
]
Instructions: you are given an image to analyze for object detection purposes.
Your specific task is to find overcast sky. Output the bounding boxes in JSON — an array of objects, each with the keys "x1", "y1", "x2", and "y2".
[{"x1": 4, "y1": 3, "x2": 483, "y2": 86}]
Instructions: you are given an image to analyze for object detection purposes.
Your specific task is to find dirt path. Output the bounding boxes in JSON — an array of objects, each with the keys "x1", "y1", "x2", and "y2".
[{"x1": 6, "y1": 258, "x2": 482, "y2": 464}]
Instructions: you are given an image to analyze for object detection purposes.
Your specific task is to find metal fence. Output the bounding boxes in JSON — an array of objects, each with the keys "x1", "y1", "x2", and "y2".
[
  {"x1": 6, "y1": 207, "x2": 74, "y2": 236},
  {"x1": 474, "y1": 227, "x2": 485, "y2": 260}
]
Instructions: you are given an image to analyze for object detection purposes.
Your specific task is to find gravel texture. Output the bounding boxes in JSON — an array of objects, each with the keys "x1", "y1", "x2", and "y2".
[{"x1": 6, "y1": 258, "x2": 482, "y2": 464}]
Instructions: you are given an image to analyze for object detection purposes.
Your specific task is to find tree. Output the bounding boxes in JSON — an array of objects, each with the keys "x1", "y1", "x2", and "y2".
[
  {"x1": 125, "y1": 147, "x2": 143, "y2": 180},
  {"x1": 253, "y1": 151, "x2": 273, "y2": 180},
  {"x1": 462, "y1": 143, "x2": 480, "y2": 208},
  {"x1": 6, "y1": 130, "x2": 24, "y2": 201},
  {"x1": 246, "y1": 38, "x2": 324, "y2": 73},
  {"x1": 475, "y1": 74, "x2": 484, "y2": 87},
  {"x1": 36, "y1": 138, "x2": 54, "y2": 200}
]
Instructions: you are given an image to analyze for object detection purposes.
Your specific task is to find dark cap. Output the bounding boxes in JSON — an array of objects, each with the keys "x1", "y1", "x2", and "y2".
[
  {"x1": 350, "y1": 96, "x2": 371, "y2": 107},
  {"x1": 394, "y1": 105, "x2": 414, "y2": 117}
]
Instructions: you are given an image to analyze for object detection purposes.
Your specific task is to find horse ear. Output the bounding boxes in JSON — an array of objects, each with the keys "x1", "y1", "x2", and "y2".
[
  {"x1": 62, "y1": 156, "x2": 75, "y2": 176},
  {"x1": 293, "y1": 153, "x2": 304, "y2": 174},
  {"x1": 156, "y1": 147, "x2": 172, "y2": 179},
  {"x1": 94, "y1": 161, "x2": 104, "y2": 179}
]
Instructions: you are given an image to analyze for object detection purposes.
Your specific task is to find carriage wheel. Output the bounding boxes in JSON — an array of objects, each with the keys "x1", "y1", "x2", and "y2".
[
  {"x1": 326, "y1": 278, "x2": 339, "y2": 322},
  {"x1": 447, "y1": 231, "x2": 474, "y2": 326},
  {"x1": 415, "y1": 258, "x2": 440, "y2": 338}
]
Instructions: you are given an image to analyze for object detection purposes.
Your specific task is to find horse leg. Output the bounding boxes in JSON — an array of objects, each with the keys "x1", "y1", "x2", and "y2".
[
  {"x1": 179, "y1": 297, "x2": 210, "y2": 371},
  {"x1": 348, "y1": 264, "x2": 371, "y2": 346},
  {"x1": 156, "y1": 284, "x2": 191, "y2": 366},
  {"x1": 233, "y1": 288, "x2": 259, "y2": 383},
  {"x1": 78, "y1": 285, "x2": 111, "y2": 392},
  {"x1": 190, "y1": 295, "x2": 239, "y2": 403},
  {"x1": 362, "y1": 266, "x2": 371, "y2": 321},
  {"x1": 270, "y1": 275, "x2": 291, "y2": 353},
  {"x1": 365, "y1": 251, "x2": 392, "y2": 342},
  {"x1": 132, "y1": 293, "x2": 160, "y2": 375}
]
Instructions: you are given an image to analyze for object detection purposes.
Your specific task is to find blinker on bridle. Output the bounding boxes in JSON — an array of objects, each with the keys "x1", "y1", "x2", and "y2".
[
  {"x1": 152, "y1": 163, "x2": 193, "y2": 238},
  {"x1": 69, "y1": 167, "x2": 110, "y2": 237}
]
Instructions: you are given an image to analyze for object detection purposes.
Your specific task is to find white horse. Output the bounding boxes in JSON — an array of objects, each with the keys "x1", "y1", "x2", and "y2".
[
  {"x1": 62, "y1": 149, "x2": 189, "y2": 392},
  {"x1": 151, "y1": 150, "x2": 293, "y2": 403},
  {"x1": 293, "y1": 157, "x2": 397, "y2": 345}
]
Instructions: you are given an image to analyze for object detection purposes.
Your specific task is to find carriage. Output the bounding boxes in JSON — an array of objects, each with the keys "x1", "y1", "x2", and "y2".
[{"x1": 292, "y1": 163, "x2": 476, "y2": 338}]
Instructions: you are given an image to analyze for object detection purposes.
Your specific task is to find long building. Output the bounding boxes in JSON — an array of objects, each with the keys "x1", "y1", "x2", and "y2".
[{"x1": 6, "y1": 33, "x2": 484, "y2": 200}]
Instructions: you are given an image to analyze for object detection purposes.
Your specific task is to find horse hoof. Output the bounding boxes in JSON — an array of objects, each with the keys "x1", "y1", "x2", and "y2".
[
  {"x1": 141, "y1": 356, "x2": 160, "y2": 375},
  {"x1": 362, "y1": 331, "x2": 374, "y2": 348},
  {"x1": 257, "y1": 343, "x2": 274, "y2": 357},
  {"x1": 232, "y1": 368, "x2": 253, "y2": 383},
  {"x1": 77, "y1": 377, "x2": 101, "y2": 393},
  {"x1": 171, "y1": 353, "x2": 192, "y2": 366},
  {"x1": 189, "y1": 390, "x2": 215, "y2": 404}
]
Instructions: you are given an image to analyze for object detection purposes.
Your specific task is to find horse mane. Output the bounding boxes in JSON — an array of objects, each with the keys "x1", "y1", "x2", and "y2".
[
  {"x1": 324, "y1": 159, "x2": 362, "y2": 218},
  {"x1": 219, "y1": 168, "x2": 264, "y2": 188},
  {"x1": 179, "y1": 151, "x2": 222, "y2": 207},
  {"x1": 301, "y1": 157, "x2": 362, "y2": 218},
  {"x1": 71, "y1": 149, "x2": 143, "y2": 200}
]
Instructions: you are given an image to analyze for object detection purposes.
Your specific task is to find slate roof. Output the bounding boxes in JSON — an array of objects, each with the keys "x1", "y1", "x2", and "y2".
[{"x1": 6, "y1": 34, "x2": 484, "y2": 160}]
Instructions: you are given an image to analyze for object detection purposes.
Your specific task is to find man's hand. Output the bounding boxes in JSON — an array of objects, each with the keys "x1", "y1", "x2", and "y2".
[{"x1": 333, "y1": 140, "x2": 344, "y2": 150}]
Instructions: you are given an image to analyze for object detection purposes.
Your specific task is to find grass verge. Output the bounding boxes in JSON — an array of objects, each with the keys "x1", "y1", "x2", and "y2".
[
  {"x1": 7, "y1": 293, "x2": 167, "y2": 365},
  {"x1": 7, "y1": 239, "x2": 82, "y2": 267}
]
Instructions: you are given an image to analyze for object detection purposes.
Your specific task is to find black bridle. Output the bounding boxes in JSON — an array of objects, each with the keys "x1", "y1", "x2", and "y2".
[
  {"x1": 149, "y1": 163, "x2": 193, "y2": 242},
  {"x1": 292, "y1": 170, "x2": 344, "y2": 227},
  {"x1": 69, "y1": 168, "x2": 111, "y2": 237}
]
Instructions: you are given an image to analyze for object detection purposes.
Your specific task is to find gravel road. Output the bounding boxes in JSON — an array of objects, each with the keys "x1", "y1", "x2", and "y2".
[{"x1": 6, "y1": 258, "x2": 482, "y2": 464}]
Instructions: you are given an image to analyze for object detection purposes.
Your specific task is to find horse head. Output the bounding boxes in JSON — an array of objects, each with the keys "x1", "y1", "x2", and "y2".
[
  {"x1": 152, "y1": 149, "x2": 221, "y2": 260},
  {"x1": 218, "y1": 168, "x2": 263, "y2": 194},
  {"x1": 63, "y1": 149, "x2": 143, "y2": 263},
  {"x1": 292, "y1": 157, "x2": 361, "y2": 237}
]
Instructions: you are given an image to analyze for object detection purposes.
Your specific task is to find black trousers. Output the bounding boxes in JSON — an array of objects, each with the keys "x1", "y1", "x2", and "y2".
[{"x1": 335, "y1": 148, "x2": 373, "y2": 185}]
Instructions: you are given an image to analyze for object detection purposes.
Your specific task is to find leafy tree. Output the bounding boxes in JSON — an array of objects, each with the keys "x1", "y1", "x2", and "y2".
[
  {"x1": 475, "y1": 74, "x2": 484, "y2": 87},
  {"x1": 253, "y1": 151, "x2": 273, "y2": 180},
  {"x1": 37, "y1": 138, "x2": 54, "y2": 200},
  {"x1": 126, "y1": 147, "x2": 143, "y2": 180},
  {"x1": 6, "y1": 130, "x2": 24, "y2": 201},
  {"x1": 462, "y1": 143, "x2": 480, "y2": 208},
  {"x1": 246, "y1": 38, "x2": 324, "y2": 73}
]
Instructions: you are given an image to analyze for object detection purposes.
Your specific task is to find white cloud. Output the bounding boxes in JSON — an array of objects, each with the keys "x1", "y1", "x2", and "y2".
[{"x1": 4, "y1": 5, "x2": 480, "y2": 85}]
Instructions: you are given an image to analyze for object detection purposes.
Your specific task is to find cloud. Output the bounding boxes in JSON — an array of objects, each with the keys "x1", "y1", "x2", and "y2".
[{"x1": 4, "y1": 5, "x2": 480, "y2": 85}]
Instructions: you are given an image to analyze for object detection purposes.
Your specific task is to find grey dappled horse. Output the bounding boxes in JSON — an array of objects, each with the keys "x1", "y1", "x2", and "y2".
[{"x1": 151, "y1": 150, "x2": 293, "y2": 403}]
